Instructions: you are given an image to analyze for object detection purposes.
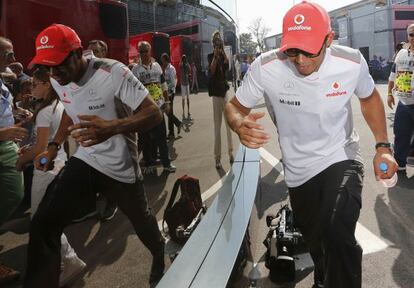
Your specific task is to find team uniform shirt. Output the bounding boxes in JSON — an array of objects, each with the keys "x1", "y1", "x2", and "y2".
[
  {"x1": 236, "y1": 45, "x2": 375, "y2": 187},
  {"x1": 132, "y1": 61, "x2": 166, "y2": 107},
  {"x1": 51, "y1": 57, "x2": 148, "y2": 183},
  {"x1": 164, "y1": 63, "x2": 177, "y2": 95},
  {"x1": 388, "y1": 49, "x2": 414, "y2": 106},
  {"x1": 34, "y1": 100, "x2": 66, "y2": 161}
]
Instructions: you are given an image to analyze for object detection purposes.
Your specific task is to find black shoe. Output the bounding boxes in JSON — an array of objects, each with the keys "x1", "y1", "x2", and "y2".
[
  {"x1": 177, "y1": 123, "x2": 182, "y2": 135},
  {"x1": 149, "y1": 245, "x2": 165, "y2": 286},
  {"x1": 312, "y1": 282, "x2": 324, "y2": 288}
]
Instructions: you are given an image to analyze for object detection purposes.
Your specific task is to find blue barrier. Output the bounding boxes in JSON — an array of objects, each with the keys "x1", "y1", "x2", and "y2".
[{"x1": 157, "y1": 145, "x2": 260, "y2": 287}]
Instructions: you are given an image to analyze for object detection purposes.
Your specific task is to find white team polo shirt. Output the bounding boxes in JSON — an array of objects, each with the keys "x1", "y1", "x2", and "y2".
[
  {"x1": 51, "y1": 58, "x2": 149, "y2": 183},
  {"x1": 236, "y1": 45, "x2": 375, "y2": 187}
]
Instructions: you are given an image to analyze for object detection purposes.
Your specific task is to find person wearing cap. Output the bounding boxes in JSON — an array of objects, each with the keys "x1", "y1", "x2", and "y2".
[
  {"x1": 24, "y1": 24, "x2": 166, "y2": 288},
  {"x1": 225, "y1": 2, "x2": 397, "y2": 288},
  {"x1": 387, "y1": 23, "x2": 414, "y2": 173}
]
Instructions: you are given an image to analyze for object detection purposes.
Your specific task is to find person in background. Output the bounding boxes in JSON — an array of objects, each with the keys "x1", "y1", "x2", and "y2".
[
  {"x1": 191, "y1": 61, "x2": 199, "y2": 94},
  {"x1": 87, "y1": 39, "x2": 118, "y2": 222},
  {"x1": 88, "y1": 39, "x2": 108, "y2": 59},
  {"x1": 9, "y1": 62, "x2": 30, "y2": 96},
  {"x1": 16, "y1": 68, "x2": 86, "y2": 287},
  {"x1": 225, "y1": 2, "x2": 397, "y2": 287},
  {"x1": 0, "y1": 36, "x2": 30, "y2": 286},
  {"x1": 387, "y1": 23, "x2": 414, "y2": 173},
  {"x1": 208, "y1": 31, "x2": 234, "y2": 169},
  {"x1": 161, "y1": 53, "x2": 182, "y2": 139},
  {"x1": 132, "y1": 41, "x2": 176, "y2": 174},
  {"x1": 24, "y1": 24, "x2": 166, "y2": 287},
  {"x1": 180, "y1": 54, "x2": 192, "y2": 121}
]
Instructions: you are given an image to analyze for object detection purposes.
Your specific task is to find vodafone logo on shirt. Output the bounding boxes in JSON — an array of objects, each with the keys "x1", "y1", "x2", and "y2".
[
  {"x1": 288, "y1": 14, "x2": 311, "y2": 31},
  {"x1": 326, "y1": 81, "x2": 347, "y2": 97}
]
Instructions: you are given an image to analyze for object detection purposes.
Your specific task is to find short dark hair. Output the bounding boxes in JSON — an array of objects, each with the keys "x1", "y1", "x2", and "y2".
[
  {"x1": 161, "y1": 53, "x2": 170, "y2": 62},
  {"x1": 88, "y1": 39, "x2": 108, "y2": 52}
]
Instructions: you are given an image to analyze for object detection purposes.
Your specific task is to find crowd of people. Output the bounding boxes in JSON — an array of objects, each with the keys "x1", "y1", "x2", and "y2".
[{"x1": 0, "y1": 1, "x2": 413, "y2": 288}]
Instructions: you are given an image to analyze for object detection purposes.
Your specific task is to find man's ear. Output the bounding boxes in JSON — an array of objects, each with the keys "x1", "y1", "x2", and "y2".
[
  {"x1": 326, "y1": 31, "x2": 335, "y2": 48},
  {"x1": 74, "y1": 48, "x2": 83, "y2": 59}
]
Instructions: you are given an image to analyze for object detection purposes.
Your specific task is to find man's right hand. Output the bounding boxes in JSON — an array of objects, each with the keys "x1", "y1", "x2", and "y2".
[
  {"x1": 0, "y1": 126, "x2": 28, "y2": 142},
  {"x1": 34, "y1": 149, "x2": 57, "y2": 171},
  {"x1": 235, "y1": 112, "x2": 270, "y2": 149}
]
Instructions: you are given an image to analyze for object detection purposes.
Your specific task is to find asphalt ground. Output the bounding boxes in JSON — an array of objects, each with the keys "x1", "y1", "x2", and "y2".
[{"x1": 0, "y1": 84, "x2": 413, "y2": 288}]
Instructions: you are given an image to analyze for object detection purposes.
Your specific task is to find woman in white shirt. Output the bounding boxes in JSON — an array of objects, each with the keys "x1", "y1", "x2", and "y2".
[{"x1": 16, "y1": 68, "x2": 85, "y2": 286}]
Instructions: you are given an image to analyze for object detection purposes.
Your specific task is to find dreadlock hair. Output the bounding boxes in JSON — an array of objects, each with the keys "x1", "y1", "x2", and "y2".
[{"x1": 32, "y1": 67, "x2": 59, "y2": 123}]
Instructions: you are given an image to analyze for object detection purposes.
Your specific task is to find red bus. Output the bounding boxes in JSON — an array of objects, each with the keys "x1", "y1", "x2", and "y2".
[
  {"x1": 170, "y1": 35, "x2": 194, "y2": 86},
  {"x1": 0, "y1": 0, "x2": 129, "y2": 69},
  {"x1": 128, "y1": 32, "x2": 170, "y2": 64}
]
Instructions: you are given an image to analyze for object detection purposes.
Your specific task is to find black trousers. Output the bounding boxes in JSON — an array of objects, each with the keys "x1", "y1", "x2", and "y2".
[
  {"x1": 289, "y1": 160, "x2": 364, "y2": 288},
  {"x1": 167, "y1": 93, "x2": 182, "y2": 136},
  {"x1": 142, "y1": 117, "x2": 170, "y2": 167},
  {"x1": 24, "y1": 157, "x2": 163, "y2": 288}
]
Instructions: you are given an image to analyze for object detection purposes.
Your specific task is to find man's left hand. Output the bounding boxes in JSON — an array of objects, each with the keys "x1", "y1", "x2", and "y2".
[
  {"x1": 373, "y1": 149, "x2": 398, "y2": 180},
  {"x1": 68, "y1": 115, "x2": 116, "y2": 147}
]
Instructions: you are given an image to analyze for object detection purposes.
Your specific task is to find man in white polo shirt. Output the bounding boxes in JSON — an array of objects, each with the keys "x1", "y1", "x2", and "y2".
[
  {"x1": 24, "y1": 24, "x2": 166, "y2": 287},
  {"x1": 225, "y1": 2, "x2": 398, "y2": 288}
]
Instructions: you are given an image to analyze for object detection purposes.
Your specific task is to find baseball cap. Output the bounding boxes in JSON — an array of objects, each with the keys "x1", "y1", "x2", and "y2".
[
  {"x1": 280, "y1": 1, "x2": 331, "y2": 55},
  {"x1": 28, "y1": 24, "x2": 82, "y2": 68}
]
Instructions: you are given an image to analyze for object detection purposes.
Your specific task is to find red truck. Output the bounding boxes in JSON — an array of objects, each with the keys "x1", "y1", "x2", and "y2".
[
  {"x1": 169, "y1": 35, "x2": 194, "y2": 87},
  {"x1": 0, "y1": 0, "x2": 129, "y2": 69}
]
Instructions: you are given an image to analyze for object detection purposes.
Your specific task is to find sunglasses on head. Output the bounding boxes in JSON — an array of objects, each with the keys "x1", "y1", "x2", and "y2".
[{"x1": 284, "y1": 36, "x2": 328, "y2": 58}]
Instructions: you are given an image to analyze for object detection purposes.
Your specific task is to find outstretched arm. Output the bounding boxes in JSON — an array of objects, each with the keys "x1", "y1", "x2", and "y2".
[{"x1": 225, "y1": 96, "x2": 269, "y2": 149}]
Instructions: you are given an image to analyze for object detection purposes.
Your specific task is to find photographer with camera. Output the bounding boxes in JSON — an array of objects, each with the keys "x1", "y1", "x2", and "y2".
[
  {"x1": 225, "y1": 2, "x2": 398, "y2": 288},
  {"x1": 208, "y1": 31, "x2": 234, "y2": 169}
]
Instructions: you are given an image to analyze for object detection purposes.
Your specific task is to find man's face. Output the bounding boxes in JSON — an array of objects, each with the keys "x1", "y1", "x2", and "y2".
[
  {"x1": 88, "y1": 43, "x2": 106, "y2": 58},
  {"x1": 139, "y1": 45, "x2": 151, "y2": 63},
  {"x1": 407, "y1": 25, "x2": 414, "y2": 47},
  {"x1": 285, "y1": 34, "x2": 331, "y2": 76},
  {"x1": 44, "y1": 51, "x2": 81, "y2": 85},
  {"x1": 0, "y1": 41, "x2": 15, "y2": 72}
]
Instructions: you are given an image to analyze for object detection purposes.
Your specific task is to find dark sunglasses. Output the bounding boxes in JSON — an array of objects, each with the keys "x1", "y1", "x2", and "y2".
[
  {"x1": 284, "y1": 37, "x2": 328, "y2": 58},
  {"x1": 139, "y1": 50, "x2": 149, "y2": 54},
  {"x1": 38, "y1": 51, "x2": 75, "y2": 73},
  {"x1": 409, "y1": 33, "x2": 414, "y2": 37}
]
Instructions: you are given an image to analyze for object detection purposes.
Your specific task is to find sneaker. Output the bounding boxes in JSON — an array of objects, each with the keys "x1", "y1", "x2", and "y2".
[
  {"x1": 163, "y1": 164, "x2": 176, "y2": 173},
  {"x1": 149, "y1": 244, "x2": 165, "y2": 286},
  {"x1": 215, "y1": 159, "x2": 222, "y2": 169},
  {"x1": 59, "y1": 256, "x2": 86, "y2": 287},
  {"x1": 407, "y1": 156, "x2": 414, "y2": 167},
  {"x1": 0, "y1": 263, "x2": 20, "y2": 285},
  {"x1": 98, "y1": 204, "x2": 118, "y2": 222},
  {"x1": 72, "y1": 210, "x2": 98, "y2": 223},
  {"x1": 187, "y1": 114, "x2": 192, "y2": 121},
  {"x1": 312, "y1": 283, "x2": 324, "y2": 288}
]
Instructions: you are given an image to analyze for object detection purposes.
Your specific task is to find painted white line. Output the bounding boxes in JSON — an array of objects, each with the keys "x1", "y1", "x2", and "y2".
[
  {"x1": 356, "y1": 222, "x2": 389, "y2": 255},
  {"x1": 259, "y1": 147, "x2": 389, "y2": 255}
]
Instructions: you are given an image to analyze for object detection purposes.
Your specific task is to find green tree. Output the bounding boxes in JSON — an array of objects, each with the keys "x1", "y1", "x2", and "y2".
[
  {"x1": 239, "y1": 33, "x2": 257, "y2": 55},
  {"x1": 248, "y1": 17, "x2": 271, "y2": 53}
]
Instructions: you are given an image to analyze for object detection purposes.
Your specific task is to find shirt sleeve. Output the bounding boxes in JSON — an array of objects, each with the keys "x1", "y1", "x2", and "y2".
[
  {"x1": 111, "y1": 62, "x2": 149, "y2": 111},
  {"x1": 388, "y1": 62, "x2": 396, "y2": 81},
  {"x1": 35, "y1": 105, "x2": 53, "y2": 128},
  {"x1": 354, "y1": 54, "x2": 375, "y2": 99},
  {"x1": 235, "y1": 57, "x2": 264, "y2": 108}
]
